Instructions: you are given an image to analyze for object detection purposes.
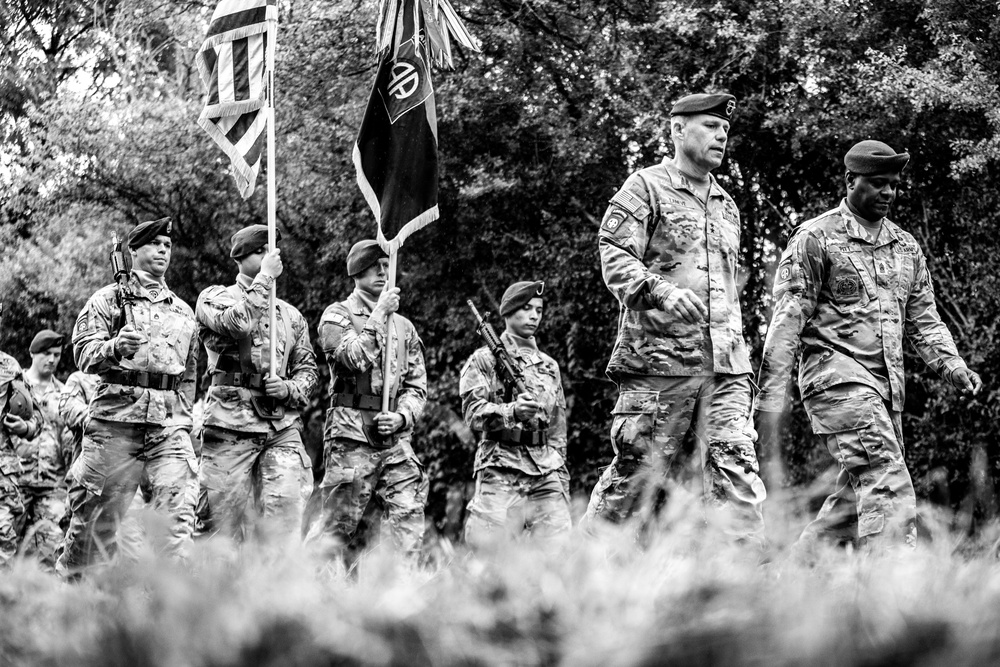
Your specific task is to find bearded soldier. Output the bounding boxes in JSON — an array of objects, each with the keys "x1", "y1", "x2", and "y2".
[
  {"x1": 196, "y1": 225, "x2": 317, "y2": 545},
  {"x1": 58, "y1": 217, "x2": 200, "y2": 573}
]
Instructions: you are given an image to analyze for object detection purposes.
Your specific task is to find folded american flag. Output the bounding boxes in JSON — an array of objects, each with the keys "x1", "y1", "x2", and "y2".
[{"x1": 196, "y1": 0, "x2": 276, "y2": 200}]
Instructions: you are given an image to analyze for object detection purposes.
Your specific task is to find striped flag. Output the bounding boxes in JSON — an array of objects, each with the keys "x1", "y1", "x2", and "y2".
[{"x1": 196, "y1": 0, "x2": 276, "y2": 200}]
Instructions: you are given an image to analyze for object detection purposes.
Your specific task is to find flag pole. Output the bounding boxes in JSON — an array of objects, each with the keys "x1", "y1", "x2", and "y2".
[
  {"x1": 381, "y1": 248, "x2": 397, "y2": 413},
  {"x1": 266, "y1": 16, "x2": 278, "y2": 376}
]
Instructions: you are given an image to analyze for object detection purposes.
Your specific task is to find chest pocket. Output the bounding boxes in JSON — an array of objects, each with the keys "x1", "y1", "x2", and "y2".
[{"x1": 827, "y1": 250, "x2": 871, "y2": 309}]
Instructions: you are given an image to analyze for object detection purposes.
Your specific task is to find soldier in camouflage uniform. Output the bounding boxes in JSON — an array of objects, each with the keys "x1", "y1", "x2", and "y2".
[
  {"x1": 307, "y1": 240, "x2": 428, "y2": 563},
  {"x1": 0, "y1": 336, "x2": 42, "y2": 566},
  {"x1": 460, "y1": 281, "x2": 571, "y2": 547},
  {"x1": 756, "y1": 140, "x2": 982, "y2": 549},
  {"x1": 14, "y1": 330, "x2": 72, "y2": 568},
  {"x1": 583, "y1": 93, "x2": 766, "y2": 543},
  {"x1": 57, "y1": 218, "x2": 200, "y2": 573},
  {"x1": 196, "y1": 225, "x2": 317, "y2": 546}
]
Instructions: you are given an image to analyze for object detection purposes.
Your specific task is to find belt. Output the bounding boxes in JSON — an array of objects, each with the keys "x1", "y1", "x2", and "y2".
[
  {"x1": 485, "y1": 428, "x2": 549, "y2": 447},
  {"x1": 101, "y1": 369, "x2": 182, "y2": 391},
  {"x1": 211, "y1": 372, "x2": 266, "y2": 390},
  {"x1": 330, "y1": 393, "x2": 397, "y2": 412}
]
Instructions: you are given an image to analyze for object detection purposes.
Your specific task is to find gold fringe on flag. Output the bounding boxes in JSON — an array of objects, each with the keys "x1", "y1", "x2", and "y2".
[{"x1": 375, "y1": 0, "x2": 480, "y2": 68}]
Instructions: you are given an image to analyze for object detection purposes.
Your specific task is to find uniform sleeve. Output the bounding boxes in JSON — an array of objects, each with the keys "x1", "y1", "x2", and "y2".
[
  {"x1": 396, "y1": 325, "x2": 427, "y2": 427},
  {"x1": 72, "y1": 290, "x2": 122, "y2": 375},
  {"x1": 58, "y1": 375, "x2": 90, "y2": 431},
  {"x1": 318, "y1": 304, "x2": 384, "y2": 374},
  {"x1": 195, "y1": 278, "x2": 273, "y2": 339},
  {"x1": 598, "y1": 175, "x2": 676, "y2": 312},
  {"x1": 903, "y1": 247, "x2": 968, "y2": 385},
  {"x1": 549, "y1": 370, "x2": 568, "y2": 460},
  {"x1": 180, "y1": 324, "x2": 199, "y2": 405},
  {"x1": 757, "y1": 230, "x2": 825, "y2": 411},
  {"x1": 283, "y1": 311, "x2": 318, "y2": 410},
  {"x1": 458, "y1": 350, "x2": 517, "y2": 433}
]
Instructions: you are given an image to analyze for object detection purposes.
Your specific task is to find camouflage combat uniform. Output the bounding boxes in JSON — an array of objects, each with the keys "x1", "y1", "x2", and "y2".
[
  {"x1": 758, "y1": 201, "x2": 972, "y2": 545},
  {"x1": 196, "y1": 272, "x2": 317, "y2": 544},
  {"x1": 0, "y1": 352, "x2": 41, "y2": 566},
  {"x1": 308, "y1": 290, "x2": 428, "y2": 559},
  {"x1": 460, "y1": 331, "x2": 570, "y2": 546},
  {"x1": 13, "y1": 375, "x2": 71, "y2": 567},
  {"x1": 584, "y1": 159, "x2": 766, "y2": 540},
  {"x1": 58, "y1": 271, "x2": 200, "y2": 571},
  {"x1": 59, "y1": 370, "x2": 99, "y2": 465}
]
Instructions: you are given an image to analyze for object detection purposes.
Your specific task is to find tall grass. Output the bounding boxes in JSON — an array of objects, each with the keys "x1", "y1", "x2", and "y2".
[{"x1": 2, "y1": 494, "x2": 1000, "y2": 667}]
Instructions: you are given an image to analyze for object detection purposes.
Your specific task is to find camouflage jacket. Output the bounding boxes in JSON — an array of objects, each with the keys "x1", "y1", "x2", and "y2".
[
  {"x1": 758, "y1": 200, "x2": 968, "y2": 412},
  {"x1": 599, "y1": 158, "x2": 751, "y2": 379},
  {"x1": 72, "y1": 273, "x2": 199, "y2": 427},
  {"x1": 318, "y1": 290, "x2": 427, "y2": 453},
  {"x1": 0, "y1": 352, "x2": 42, "y2": 476},
  {"x1": 459, "y1": 332, "x2": 568, "y2": 476},
  {"x1": 14, "y1": 376, "x2": 71, "y2": 488},
  {"x1": 59, "y1": 371, "x2": 99, "y2": 464},
  {"x1": 196, "y1": 273, "x2": 318, "y2": 434}
]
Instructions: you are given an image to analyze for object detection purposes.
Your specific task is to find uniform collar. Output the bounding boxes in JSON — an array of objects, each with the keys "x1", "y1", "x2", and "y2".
[
  {"x1": 236, "y1": 273, "x2": 255, "y2": 291},
  {"x1": 661, "y1": 158, "x2": 724, "y2": 199},
  {"x1": 131, "y1": 271, "x2": 172, "y2": 302},
  {"x1": 502, "y1": 331, "x2": 538, "y2": 356},
  {"x1": 838, "y1": 199, "x2": 901, "y2": 247},
  {"x1": 349, "y1": 289, "x2": 377, "y2": 315}
]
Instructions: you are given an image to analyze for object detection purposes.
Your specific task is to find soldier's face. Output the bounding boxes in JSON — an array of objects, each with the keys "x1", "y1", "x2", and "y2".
[
  {"x1": 355, "y1": 258, "x2": 390, "y2": 297},
  {"x1": 30, "y1": 346, "x2": 61, "y2": 375},
  {"x1": 505, "y1": 298, "x2": 544, "y2": 338},
  {"x1": 131, "y1": 235, "x2": 172, "y2": 278},
  {"x1": 675, "y1": 114, "x2": 730, "y2": 170},
  {"x1": 237, "y1": 246, "x2": 266, "y2": 277},
  {"x1": 847, "y1": 172, "x2": 900, "y2": 222}
]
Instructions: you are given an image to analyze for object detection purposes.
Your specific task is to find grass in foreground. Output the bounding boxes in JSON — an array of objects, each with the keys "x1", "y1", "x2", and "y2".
[{"x1": 2, "y1": 497, "x2": 1000, "y2": 667}]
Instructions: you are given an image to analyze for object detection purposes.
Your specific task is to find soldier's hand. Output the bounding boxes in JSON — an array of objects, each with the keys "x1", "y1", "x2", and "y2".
[
  {"x1": 375, "y1": 411, "x2": 405, "y2": 435},
  {"x1": 660, "y1": 288, "x2": 708, "y2": 324},
  {"x1": 114, "y1": 326, "x2": 145, "y2": 358},
  {"x1": 513, "y1": 392, "x2": 541, "y2": 422},
  {"x1": 374, "y1": 287, "x2": 401, "y2": 318},
  {"x1": 264, "y1": 376, "x2": 289, "y2": 400},
  {"x1": 3, "y1": 414, "x2": 29, "y2": 437},
  {"x1": 953, "y1": 367, "x2": 983, "y2": 396},
  {"x1": 260, "y1": 248, "x2": 283, "y2": 279}
]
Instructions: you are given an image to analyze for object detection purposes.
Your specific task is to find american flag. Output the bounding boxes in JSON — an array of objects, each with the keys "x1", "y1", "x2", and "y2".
[{"x1": 196, "y1": 0, "x2": 277, "y2": 200}]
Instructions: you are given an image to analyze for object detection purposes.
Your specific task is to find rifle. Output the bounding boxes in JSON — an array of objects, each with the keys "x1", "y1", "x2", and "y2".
[
  {"x1": 467, "y1": 300, "x2": 529, "y2": 399},
  {"x1": 110, "y1": 232, "x2": 137, "y2": 358}
]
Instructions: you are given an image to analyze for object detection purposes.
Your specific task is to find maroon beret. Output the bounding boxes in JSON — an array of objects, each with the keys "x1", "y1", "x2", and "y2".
[
  {"x1": 230, "y1": 224, "x2": 280, "y2": 259},
  {"x1": 844, "y1": 140, "x2": 909, "y2": 175},
  {"x1": 346, "y1": 240, "x2": 388, "y2": 276},
  {"x1": 127, "y1": 217, "x2": 172, "y2": 249},
  {"x1": 670, "y1": 93, "x2": 736, "y2": 120},
  {"x1": 500, "y1": 281, "x2": 545, "y2": 317},
  {"x1": 29, "y1": 329, "x2": 64, "y2": 355}
]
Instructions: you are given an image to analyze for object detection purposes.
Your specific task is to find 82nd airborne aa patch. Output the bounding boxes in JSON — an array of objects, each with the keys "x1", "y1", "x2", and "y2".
[{"x1": 604, "y1": 211, "x2": 626, "y2": 231}]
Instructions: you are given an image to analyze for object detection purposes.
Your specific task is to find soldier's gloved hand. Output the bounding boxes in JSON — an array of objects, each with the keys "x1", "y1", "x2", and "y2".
[
  {"x1": 660, "y1": 288, "x2": 708, "y2": 324},
  {"x1": 260, "y1": 248, "x2": 283, "y2": 279},
  {"x1": 264, "y1": 376, "x2": 289, "y2": 400},
  {"x1": 375, "y1": 411, "x2": 405, "y2": 435},
  {"x1": 373, "y1": 287, "x2": 401, "y2": 319},
  {"x1": 114, "y1": 325, "x2": 145, "y2": 359},
  {"x1": 3, "y1": 414, "x2": 29, "y2": 437},
  {"x1": 953, "y1": 367, "x2": 983, "y2": 396},
  {"x1": 513, "y1": 392, "x2": 541, "y2": 422}
]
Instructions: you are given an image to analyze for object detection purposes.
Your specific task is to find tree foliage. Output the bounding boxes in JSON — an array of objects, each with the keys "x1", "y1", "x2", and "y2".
[{"x1": 1, "y1": 0, "x2": 998, "y2": 531}]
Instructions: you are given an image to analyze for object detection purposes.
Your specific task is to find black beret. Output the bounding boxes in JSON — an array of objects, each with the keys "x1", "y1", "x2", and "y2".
[
  {"x1": 500, "y1": 281, "x2": 545, "y2": 317},
  {"x1": 346, "y1": 240, "x2": 388, "y2": 276},
  {"x1": 670, "y1": 93, "x2": 736, "y2": 120},
  {"x1": 844, "y1": 140, "x2": 909, "y2": 175},
  {"x1": 230, "y1": 224, "x2": 281, "y2": 259},
  {"x1": 127, "y1": 217, "x2": 172, "y2": 249},
  {"x1": 29, "y1": 329, "x2": 64, "y2": 355}
]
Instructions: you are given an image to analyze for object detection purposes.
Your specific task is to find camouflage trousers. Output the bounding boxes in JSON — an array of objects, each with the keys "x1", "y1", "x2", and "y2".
[
  {"x1": 464, "y1": 466, "x2": 571, "y2": 548},
  {"x1": 584, "y1": 374, "x2": 766, "y2": 541},
  {"x1": 200, "y1": 425, "x2": 313, "y2": 547},
  {"x1": 57, "y1": 419, "x2": 199, "y2": 572},
  {"x1": 799, "y1": 383, "x2": 916, "y2": 548},
  {"x1": 306, "y1": 437, "x2": 427, "y2": 561},
  {"x1": 0, "y1": 472, "x2": 24, "y2": 566},
  {"x1": 16, "y1": 485, "x2": 68, "y2": 569}
]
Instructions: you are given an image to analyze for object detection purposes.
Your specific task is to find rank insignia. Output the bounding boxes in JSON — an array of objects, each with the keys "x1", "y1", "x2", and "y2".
[{"x1": 833, "y1": 275, "x2": 860, "y2": 298}]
